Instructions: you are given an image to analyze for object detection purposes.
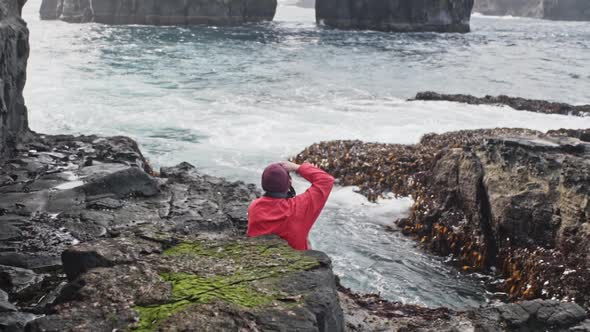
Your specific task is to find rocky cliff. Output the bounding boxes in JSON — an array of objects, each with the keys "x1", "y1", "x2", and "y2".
[
  {"x1": 0, "y1": 0, "x2": 29, "y2": 160},
  {"x1": 39, "y1": 0, "x2": 277, "y2": 25},
  {"x1": 315, "y1": 0, "x2": 475, "y2": 33},
  {"x1": 295, "y1": 128, "x2": 590, "y2": 309},
  {"x1": 473, "y1": 0, "x2": 590, "y2": 20}
]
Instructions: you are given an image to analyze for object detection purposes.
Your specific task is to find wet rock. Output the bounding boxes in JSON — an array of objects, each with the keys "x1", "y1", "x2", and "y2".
[
  {"x1": 85, "y1": 197, "x2": 123, "y2": 210},
  {"x1": 39, "y1": 0, "x2": 277, "y2": 25},
  {"x1": 545, "y1": 302, "x2": 587, "y2": 326},
  {"x1": 80, "y1": 167, "x2": 160, "y2": 199},
  {"x1": 28, "y1": 234, "x2": 343, "y2": 332},
  {"x1": 0, "y1": 253, "x2": 61, "y2": 272},
  {"x1": 316, "y1": 0, "x2": 475, "y2": 32},
  {"x1": 33, "y1": 281, "x2": 66, "y2": 313},
  {"x1": 413, "y1": 91, "x2": 590, "y2": 116},
  {"x1": 0, "y1": 265, "x2": 44, "y2": 294},
  {"x1": 0, "y1": 0, "x2": 30, "y2": 161},
  {"x1": 571, "y1": 319, "x2": 590, "y2": 332},
  {"x1": 61, "y1": 236, "x2": 161, "y2": 281},
  {"x1": 0, "y1": 289, "x2": 16, "y2": 312},
  {"x1": 0, "y1": 311, "x2": 37, "y2": 331},
  {"x1": 497, "y1": 303, "x2": 530, "y2": 326}
]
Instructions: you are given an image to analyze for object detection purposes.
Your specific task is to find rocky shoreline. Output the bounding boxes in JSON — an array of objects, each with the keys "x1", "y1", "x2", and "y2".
[
  {"x1": 2, "y1": 0, "x2": 590, "y2": 330},
  {"x1": 0, "y1": 132, "x2": 349, "y2": 331},
  {"x1": 413, "y1": 91, "x2": 590, "y2": 117},
  {"x1": 294, "y1": 128, "x2": 590, "y2": 322},
  {"x1": 0, "y1": 132, "x2": 587, "y2": 331}
]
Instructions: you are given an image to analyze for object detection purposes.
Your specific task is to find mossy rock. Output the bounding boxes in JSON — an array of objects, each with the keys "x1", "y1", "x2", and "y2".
[
  {"x1": 27, "y1": 234, "x2": 343, "y2": 332},
  {"x1": 133, "y1": 237, "x2": 321, "y2": 331}
]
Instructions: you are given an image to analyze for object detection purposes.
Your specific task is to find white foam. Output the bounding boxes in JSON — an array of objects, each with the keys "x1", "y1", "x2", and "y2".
[
  {"x1": 53, "y1": 180, "x2": 84, "y2": 190},
  {"x1": 472, "y1": 12, "x2": 526, "y2": 20}
]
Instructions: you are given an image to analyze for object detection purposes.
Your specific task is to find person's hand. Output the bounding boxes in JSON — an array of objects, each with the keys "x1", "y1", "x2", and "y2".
[{"x1": 280, "y1": 161, "x2": 300, "y2": 173}]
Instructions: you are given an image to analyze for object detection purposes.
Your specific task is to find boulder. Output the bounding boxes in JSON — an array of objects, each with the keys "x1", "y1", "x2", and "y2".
[
  {"x1": 39, "y1": 0, "x2": 277, "y2": 25},
  {"x1": 0, "y1": 0, "x2": 30, "y2": 160},
  {"x1": 315, "y1": 0, "x2": 475, "y2": 33}
]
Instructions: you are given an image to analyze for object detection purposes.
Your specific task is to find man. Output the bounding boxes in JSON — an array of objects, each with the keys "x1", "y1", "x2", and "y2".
[{"x1": 247, "y1": 161, "x2": 335, "y2": 250}]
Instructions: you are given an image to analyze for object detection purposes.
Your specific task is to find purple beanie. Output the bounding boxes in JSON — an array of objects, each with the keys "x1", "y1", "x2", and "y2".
[{"x1": 261, "y1": 163, "x2": 290, "y2": 193}]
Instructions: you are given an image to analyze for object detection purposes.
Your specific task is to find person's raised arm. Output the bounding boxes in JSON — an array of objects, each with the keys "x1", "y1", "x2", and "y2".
[{"x1": 281, "y1": 161, "x2": 334, "y2": 231}]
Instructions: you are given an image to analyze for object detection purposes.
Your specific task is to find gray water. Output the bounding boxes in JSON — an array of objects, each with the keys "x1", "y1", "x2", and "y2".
[{"x1": 23, "y1": 0, "x2": 590, "y2": 310}]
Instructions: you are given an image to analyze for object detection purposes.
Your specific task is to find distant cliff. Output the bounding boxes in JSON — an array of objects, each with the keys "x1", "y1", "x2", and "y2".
[
  {"x1": 315, "y1": 0, "x2": 475, "y2": 33},
  {"x1": 0, "y1": 0, "x2": 29, "y2": 160},
  {"x1": 473, "y1": 0, "x2": 590, "y2": 20},
  {"x1": 39, "y1": 0, "x2": 277, "y2": 25},
  {"x1": 543, "y1": 0, "x2": 590, "y2": 21}
]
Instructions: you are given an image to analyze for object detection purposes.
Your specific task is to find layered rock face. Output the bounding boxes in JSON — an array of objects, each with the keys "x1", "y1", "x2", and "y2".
[
  {"x1": 315, "y1": 0, "x2": 475, "y2": 33},
  {"x1": 473, "y1": 0, "x2": 590, "y2": 20},
  {"x1": 0, "y1": 0, "x2": 29, "y2": 160},
  {"x1": 39, "y1": 0, "x2": 277, "y2": 25},
  {"x1": 295, "y1": 128, "x2": 590, "y2": 309}
]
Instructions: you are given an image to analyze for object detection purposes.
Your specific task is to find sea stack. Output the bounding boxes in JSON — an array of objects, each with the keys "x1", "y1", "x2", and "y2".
[
  {"x1": 315, "y1": 0, "x2": 475, "y2": 33},
  {"x1": 0, "y1": 0, "x2": 30, "y2": 160},
  {"x1": 39, "y1": 0, "x2": 277, "y2": 25},
  {"x1": 543, "y1": 0, "x2": 590, "y2": 21},
  {"x1": 473, "y1": 0, "x2": 590, "y2": 21}
]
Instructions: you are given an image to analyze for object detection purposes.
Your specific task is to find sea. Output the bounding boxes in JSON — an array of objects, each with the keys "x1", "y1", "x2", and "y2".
[{"x1": 22, "y1": 0, "x2": 590, "y2": 310}]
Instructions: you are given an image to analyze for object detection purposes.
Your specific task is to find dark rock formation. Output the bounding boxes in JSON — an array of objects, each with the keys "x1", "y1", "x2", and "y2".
[
  {"x1": 28, "y1": 234, "x2": 343, "y2": 332},
  {"x1": 0, "y1": 0, "x2": 30, "y2": 160},
  {"x1": 414, "y1": 91, "x2": 590, "y2": 117},
  {"x1": 39, "y1": 0, "x2": 59, "y2": 19},
  {"x1": 340, "y1": 283, "x2": 588, "y2": 331},
  {"x1": 315, "y1": 0, "x2": 475, "y2": 33},
  {"x1": 294, "y1": 128, "x2": 590, "y2": 309},
  {"x1": 39, "y1": 0, "x2": 277, "y2": 25},
  {"x1": 473, "y1": 0, "x2": 590, "y2": 21}
]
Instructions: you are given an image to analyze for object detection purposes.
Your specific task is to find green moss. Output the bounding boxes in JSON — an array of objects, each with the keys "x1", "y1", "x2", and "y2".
[
  {"x1": 163, "y1": 272, "x2": 274, "y2": 307},
  {"x1": 132, "y1": 240, "x2": 319, "y2": 332},
  {"x1": 133, "y1": 300, "x2": 192, "y2": 332}
]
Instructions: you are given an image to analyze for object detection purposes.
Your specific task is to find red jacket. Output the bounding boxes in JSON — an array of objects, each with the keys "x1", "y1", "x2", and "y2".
[{"x1": 247, "y1": 163, "x2": 335, "y2": 250}]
